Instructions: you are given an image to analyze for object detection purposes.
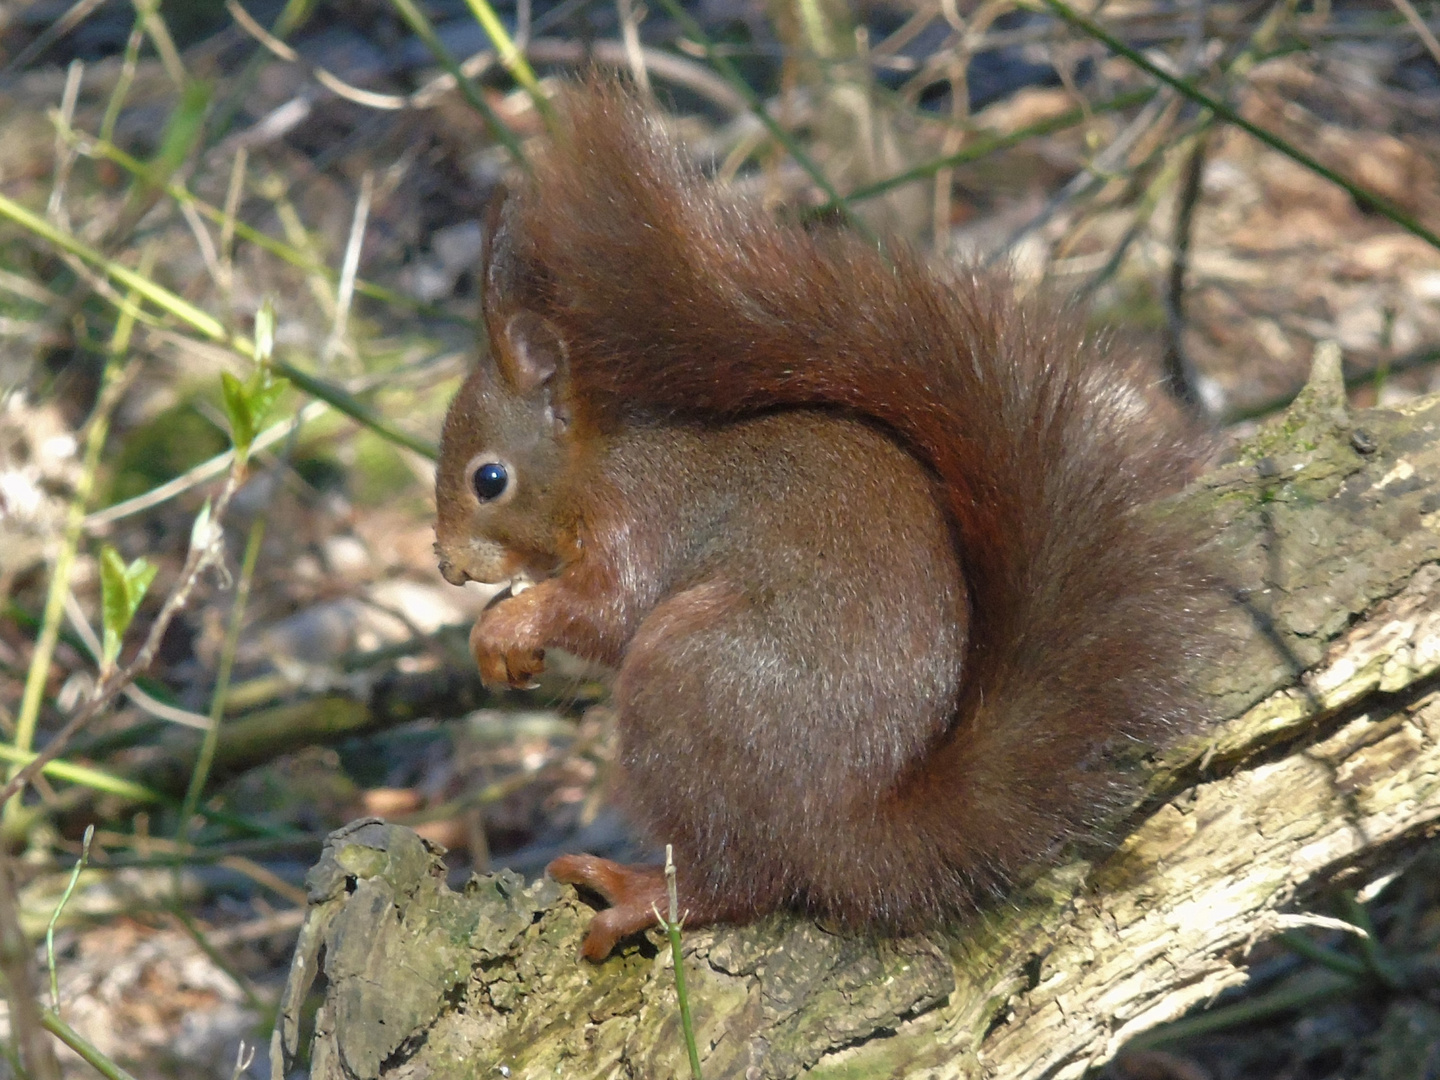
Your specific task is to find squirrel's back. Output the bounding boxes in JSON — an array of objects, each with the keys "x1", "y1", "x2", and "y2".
[{"x1": 499, "y1": 83, "x2": 1215, "y2": 916}]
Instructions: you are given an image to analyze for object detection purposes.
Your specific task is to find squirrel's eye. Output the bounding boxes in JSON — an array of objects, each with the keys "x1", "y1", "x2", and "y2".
[{"x1": 472, "y1": 462, "x2": 509, "y2": 502}]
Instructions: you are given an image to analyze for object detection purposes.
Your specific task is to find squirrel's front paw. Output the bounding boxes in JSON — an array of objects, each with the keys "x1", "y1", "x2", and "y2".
[{"x1": 470, "y1": 602, "x2": 546, "y2": 689}]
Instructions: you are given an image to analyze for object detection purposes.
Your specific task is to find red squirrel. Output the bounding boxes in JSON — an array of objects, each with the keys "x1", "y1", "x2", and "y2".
[{"x1": 434, "y1": 82, "x2": 1214, "y2": 962}]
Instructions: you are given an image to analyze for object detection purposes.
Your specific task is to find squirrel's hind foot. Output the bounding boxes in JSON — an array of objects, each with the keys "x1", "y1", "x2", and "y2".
[{"x1": 547, "y1": 854, "x2": 668, "y2": 961}]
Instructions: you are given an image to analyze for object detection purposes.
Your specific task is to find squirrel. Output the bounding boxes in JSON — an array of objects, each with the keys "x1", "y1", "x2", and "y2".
[{"x1": 434, "y1": 81, "x2": 1216, "y2": 962}]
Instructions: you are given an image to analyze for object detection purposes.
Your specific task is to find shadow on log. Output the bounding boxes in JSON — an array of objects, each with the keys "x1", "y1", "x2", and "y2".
[{"x1": 273, "y1": 343, "x2": 1440, "y2": 1079}]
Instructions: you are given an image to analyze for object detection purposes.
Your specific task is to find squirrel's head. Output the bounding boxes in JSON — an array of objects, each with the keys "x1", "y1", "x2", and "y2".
[
  {"x1": 434, "y1": 309, "x2": 573, "y2": 589},
  {"x1": 435, "y1": 192, "x2": 574, "y2": 590}
]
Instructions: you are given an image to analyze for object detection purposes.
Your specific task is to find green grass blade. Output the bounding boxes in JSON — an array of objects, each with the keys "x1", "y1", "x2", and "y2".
[
  {"x1": 0, "y1": 745, "x2": 164, "y2": 804},
  {"x1": 387, "y1": 0, "x2": 529, "y2": 166},
  {"x1": 76, "y1": 135, "x2": 460, "y2": 319},
  {"x1": 0, "y1": 190, "x2": 226, "y2": 339},
  {"x1": 142, "y1": 79, "x2": 211, "y2": 189},
  {"x1": 273, "y1": 359, "x2": 438, "y2": 459},
  {"x1": 649, "y1": 0, "x2": 873, "y2": 245},
  {"x1": 459, "y1": 0, "x2": 551, "y2": 120},
  {"x1": 8, "y1": 271, "x2": 143, "y2": 775},
  {"x1": 0, "y1": 194, "x2": 439, "y2": 458},
  {"x1": 817, "y1": 88, "x2": 1155, "y2": 213}
]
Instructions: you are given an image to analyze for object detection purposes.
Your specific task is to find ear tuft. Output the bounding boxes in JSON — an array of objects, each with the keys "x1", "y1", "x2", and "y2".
[
  {"x1": 503, "y1": 311, "x2": 567, "y2": 396},
  {"x1": 482, "y1": 187, "x2": 519, "y2": 313}
]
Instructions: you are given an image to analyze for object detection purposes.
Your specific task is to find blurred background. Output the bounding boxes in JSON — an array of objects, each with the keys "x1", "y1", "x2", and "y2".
[{"x1": 0, "y1": 0, "x2": 1437, "y2": 1074}]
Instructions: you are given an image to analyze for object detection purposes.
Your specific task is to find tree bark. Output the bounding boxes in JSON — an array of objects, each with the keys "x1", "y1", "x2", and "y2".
[{"x1": 274, "y1": 344, "x2": 1440, "y2": 1079}]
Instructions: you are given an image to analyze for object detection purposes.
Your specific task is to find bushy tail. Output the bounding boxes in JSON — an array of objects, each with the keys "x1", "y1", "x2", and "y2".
[{"x1": 503, "y1": 83, "x2": 1214, "y2": 909}]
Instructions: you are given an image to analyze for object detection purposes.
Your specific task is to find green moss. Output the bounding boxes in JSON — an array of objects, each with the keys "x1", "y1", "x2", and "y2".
[
  {"x1": 1089, "y1": 278, "x2": 1167, "y2": 333},
  {"x1": 106, "y1": 402, "x2": 229, "y2": 504},
  {"x1": 351, "y1": 429, "x2": 417, "y2": 506},
  {"x1": 292, "y1": 452, "x2": 348, "y2": 494}
]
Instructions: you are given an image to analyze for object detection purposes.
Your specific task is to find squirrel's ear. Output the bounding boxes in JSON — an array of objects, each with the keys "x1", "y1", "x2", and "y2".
[
  {"x1": 479, "y1": 188, "x2": 569, "y2": 407},
  {"x1": 501, "y1": 311, "x2": 567, "y2": 398},
  {"x1": 501, "y1": 310, "x2": 573, "y2": 433}
]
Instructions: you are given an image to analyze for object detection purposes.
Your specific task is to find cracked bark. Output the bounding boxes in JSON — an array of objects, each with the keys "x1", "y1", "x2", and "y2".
[{"x1": 274, "y1": 345, "x2": 1440, "y2": 1079}]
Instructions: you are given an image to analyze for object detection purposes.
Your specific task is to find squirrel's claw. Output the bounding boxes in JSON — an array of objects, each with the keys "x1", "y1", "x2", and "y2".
[
  {"x1": 547, "y1": 854, "x2": 668, "y2": 961},
  {"x1": 469, "y1": 615, "x2": 545, "y2": 689}
]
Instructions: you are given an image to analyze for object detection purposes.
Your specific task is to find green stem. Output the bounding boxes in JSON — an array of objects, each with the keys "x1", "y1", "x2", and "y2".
[
  {"x1": 71, "y1": 132, "x2": 457, "y2": 319},
  {"x1": 0, "y1": 1036, "x2": 30, "y2": 1080},
  {"x1": 0, "y1": 745, "x2": 164, "y2": 804},
  {"x1": 176, "y1": 521, "x2": 265, "y2": 842},
  {"x1": 46, "y1": 826, "x2": 93, "y2": 1009},
  {"x1": 273, "y1": 360, "x2": 437, "y2": 459},
  {"x1": 659, "y1": 846, "x2": 702, "y2": 1079},
  {"x1": 8, "y1": 272, "x2": 143, "y2": 785},
  {"x1": 0, "y1": 192, "x2": 437, "y2": 459},
  {"x1": 0, "y1": 191, "x2": 225, "y2": 340},
  {"x1": 40, "y1": 1009, "x2": 141, "y2": 1080},
  {"x1": 668, "y1": 916, "x2": 702, "y2": 1080}
]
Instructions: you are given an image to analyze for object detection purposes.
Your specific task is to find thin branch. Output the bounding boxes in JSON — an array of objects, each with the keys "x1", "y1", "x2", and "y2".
[
  {"x1": 225, "y1": 0, "x2": 412, "y2": 109},
  {"x1": 324, "y1": 171, "x2": 373, "y2": 366},
  {"x1": 0, "y1": 0, "x2": 108, "y2": 76},
  {"x1": 1162, "y1": 130, "x2": 1211, "y2": 411},
  {"x1": 46, "y1": 62, "x2": 84, "y2": 228},
  {"x1": 84, "y1": 401, "x2": 327, "y2": 529},
  {"x1": 0, "y1": 465, "x2": 243, "y2": 809},
  {"x1": 983, "y1": 85, "x2": 1178, "y2": 266},
  {"x1": 62, "y1": 593, "x2": 213, "y2": 730}
]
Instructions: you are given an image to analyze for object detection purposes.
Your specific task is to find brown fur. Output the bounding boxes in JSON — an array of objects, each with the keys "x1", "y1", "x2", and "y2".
[{"x1": 435, "y1": 81, "x2": 1216, "y2": 958}]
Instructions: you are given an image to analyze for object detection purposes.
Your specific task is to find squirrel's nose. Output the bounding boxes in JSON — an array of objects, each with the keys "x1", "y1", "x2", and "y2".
[{"x1": 437, "y1": 559, "x2": 470, "y2": 587}]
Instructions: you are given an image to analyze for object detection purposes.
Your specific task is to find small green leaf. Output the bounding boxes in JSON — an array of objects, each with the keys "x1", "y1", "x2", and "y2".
[
  {"x1": 99, "y1": 548, "x2": 127, "y2": 668},
  {"x1": 226, "y1": 302, "x2": 288, "y2": 461},
  {"x1": 189, "y1": 498, "x2": 214, "y2": 555},
  {"x1": 246, "y1": 368, "x2": 288, "y2": 432},
  {"x1": 100, "y1": 546, "x2": 157, "y2": 672},
  {"x1": 254, "y1": 299, "x2": 275, "y2": 363},
  {"x1": 220, "y1": 370, "x2": 255, "y2": 457}
]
